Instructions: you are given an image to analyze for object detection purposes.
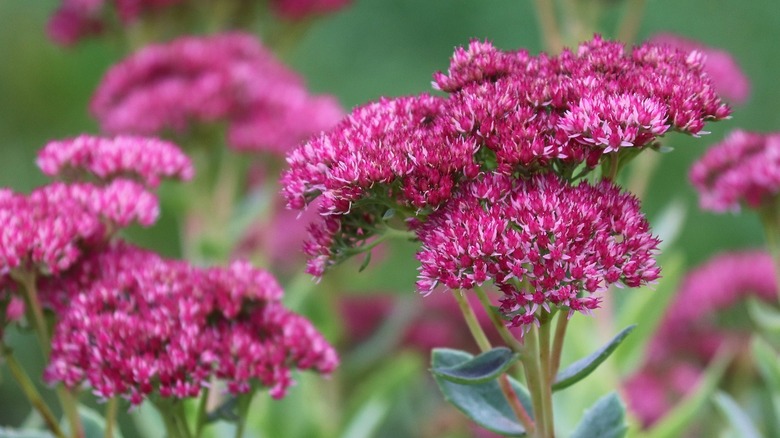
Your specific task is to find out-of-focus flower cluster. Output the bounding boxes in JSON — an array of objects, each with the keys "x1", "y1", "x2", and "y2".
[
  {"x1": 690, "y1": 130, "x2": 780, "y2": 212},
  {"x1": 415, "y1": 173, "x2": 660, "y2": 328},
  {"x1": 282, "y1": 36, "x2": 728, "y2": 325},
  {"x1": 90, "y1": 32, "x2": 343, "y2": 154},
  {"x1": 37, "y1": 135, "x2": 194, "y2": 187},
  {"x1": 42, "y1": 242, "x2": 338, "y2": 404},
  {"x1": 649, "y1": 33, "x2": 750, "y2": 105},
  {"x1": 47, "y1": 0, "x2": 352, "y2": 46},
  {"x1": 624, "y1": 251, "x2": 777, "y2": 427},
  {"x1": 0, "y1": 180, "x2": 157, "y2": 279}
]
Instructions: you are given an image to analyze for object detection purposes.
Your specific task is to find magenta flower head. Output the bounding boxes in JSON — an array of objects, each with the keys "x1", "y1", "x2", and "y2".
[
  {"x1": 270, "y1": 0, "x2": 352, "y2": 19},
  {"x1": 415, "y1": 173, "x2": 660, "y2": 329},
  {"x1": 649, "y1": 33, "x2": 750, "y2": 105},
  {"x1": 0, "y1": 179, "x2": 157, "y2": 279},
  {"x1": 43, "y1": 242, "x2": 338, "y2": 404},
  {"x1": 690, "y1": 130, "x2": 780, "y2": 212},
  {"x1": 282, "y1": 36, "x2": 729, "y2": 278},
  {"x1": 624, "y1": 251, "x2": 776, "y2": 427},
  {"x1": 47, "y1": 0, "x2": 184, "y2": 46},
  {"x1": 91, "y1": 32, "x2": 343, "y2": 154},
  {"x1": 37, "y1": 135, "x2": 194, "y2": 187}
]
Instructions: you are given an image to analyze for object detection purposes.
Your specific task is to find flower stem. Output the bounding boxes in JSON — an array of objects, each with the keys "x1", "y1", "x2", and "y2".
[
  {"x1": 473, "y1": 285, "x2": 525, "y2": 353},
  {"x1": 550, "y1": 312, "x2": 570, "y2": 377},
  {"x1": 11, "y1": 270, "x2": 50, "y2": 356},
  {"x1": 11, "y1": 270, "x2": 84, "y2": 438},
  {"x1": 1, "y1": 344, "x2": 65, "y2": 438},
  {"x1": 234, "y1": 393, "x2": 253, "y2": 438},
  {"x1": 537, "y1": 319, "x2": 556, "y2": 437},
  {"x1": 531, "y1": 0, "x2": 564, "y2": 53},
  {"x1": 104, "y1": 397, "x2": 118, "y2": 438},
  {"x1": 452, "y1": 289, "x2": 491, "y2": 352},
  {"x1": 452, "y1": 289, "x2": 535, "y2": 433},
  {"x1": 194, "y1": 386, "x2": 210, "y2": 438},
  {"x1": 524, "y1": 324, "x2": 554, "y2": 438}
]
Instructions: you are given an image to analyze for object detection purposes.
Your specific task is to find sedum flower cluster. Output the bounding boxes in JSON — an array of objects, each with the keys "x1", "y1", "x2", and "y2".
[
  {"x1": 282, "y1": 36, "x2": 730, "y2": 329},
  {"x1": 1, "y1": 135, "x2": 338, "y2": 405},
  {"x1": 42, "y1": 243, "x2": 338, "y2": 404},
  {"x1": 91, "y1": 32, "x2": 343, "y2": 154},
  {"x1": 690, "y1": 130, "x2": 780, "y2": 212}
]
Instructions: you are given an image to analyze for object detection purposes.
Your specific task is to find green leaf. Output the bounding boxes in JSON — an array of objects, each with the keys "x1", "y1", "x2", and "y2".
[
  {"x1": 553, "y1": 325, "x2": 636, "y2": 391},
  {"x1": 570, "y1": 393, "x2": 627, "y2": 438},
  {"x1": 0, "y1": 428, "x2": 54, "y2": 438},
  {"x1": 747, "y1": 298, "x2": 780, "y2": 333},
  {"x1": 431, "y1": 348, "x2": 531, "y2": 437},
  {"x1": 358, "y1": 251, "x2": 372, "y2": 272},
  {"x1": 640, "y1": 351, "x2": 731, "y2": 438},
  {"x1": 431, "y1": 347, "x2": 520, "y2": 384},
  {"x1": 712, "y1": 391, "x2": 762, "y2": 438},
  {"x1": 752, "y1": 336, "x2": 780, "y2": 390}
]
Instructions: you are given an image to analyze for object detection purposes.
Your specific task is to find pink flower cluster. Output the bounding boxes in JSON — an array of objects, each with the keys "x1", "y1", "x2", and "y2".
[
  {"x1": 649, "y1": 33, "x2": 750, "y2": 105},
  {"x1": 43, "y1": 242, "x2": 338, "y2": 404},
  {"x1": 271, "y1": 0, "x2": 352, "y2": 19},
  {"x1": 690, "y1": 130, "x2": 780, "y2": 212},
  {"x1": 282, "y1": 36, "x2": 729, "y2": 277},
  {"x1": 47, "y1": 0, "x2": 184, "y2": 46},
  {"x1": 91, "y1": 32, "x2": 343, "y2": 154},
  {"x1": 414, "y1": 173, "x2": 660, "y2": 327},
  {"x1": 0, "y1": 180, "x2": 157, "y2": 278},
  {"x1": 624, "y1": 251, "x2": 777, "y2": 427},
  {"x1": 37, "y1": 135, "x2": 193, "y2": 187}
]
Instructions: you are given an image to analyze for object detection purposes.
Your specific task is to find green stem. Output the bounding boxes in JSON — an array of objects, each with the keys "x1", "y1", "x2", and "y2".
[
  {"x1": 452, "y1": 289, "x2": 491, "y2": 352},
  {"x1": 524, "y1": 325, "x2": 554, "y2": 438},
  {"x1": 537, "y1": 320, "x2": 556, "y2": 437},
  {"x1": 11, "y1": 270, "x2": 84, "y2": 438},
  {"x1": 452, "y1": 289, "x2": 535, "y2": 433},
  {"x1": 550, "y1": 312, "x2": 570, "y2": 377},
  {"x1": 473, "y1": 285, "x2": 525, "y2": 353},
  {"x1": 175, "y1": 401, "x2": 194, "y2": 438},
  {"x1": 194, "y1": 386, "x2": 210, "y2": 438},
  {"x1": 617, "y1": 0, "x2": 646, "y2": 43},
  {"x1": 105, "y1": 398, "x2": 118, "y2": 438},
  {"x1": 1, "y1": 345, "x2": 66, "y2": 437},
  {"x1": 531, "y1": 0, "x2": 565, "y2": 53},
  {"x1": 234, "y1": 393, "x2": 253, "y2": 438},
  {"x1": 10, "y1": 270, "x2": 50, "y2": 356}
]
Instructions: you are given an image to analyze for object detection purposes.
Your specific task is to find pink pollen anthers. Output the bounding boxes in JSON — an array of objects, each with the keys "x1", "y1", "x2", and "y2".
[
  {"x1": 690, "y1": 130, "x2": 780, "y2": 212},
  {"x1": 414, "y1": 173, "x2": 660, "y2": 330},
  {"x1": 624, "y1": 250, "x2": 776, "y2": 428},
  {"x1": 37, "y1": 135, "x2": 194, "y2": 187},
  {"x1": 90, "y1": 32, "x2": 343, "y2": 155},
  {"x1": 43, "y1": 242, "x2": 338, "y2": 405}
]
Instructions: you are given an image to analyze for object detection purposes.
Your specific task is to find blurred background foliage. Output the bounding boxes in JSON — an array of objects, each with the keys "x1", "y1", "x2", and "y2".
[{"x1": 1, "y1": 0, "x2": 779, "y2": 436}]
